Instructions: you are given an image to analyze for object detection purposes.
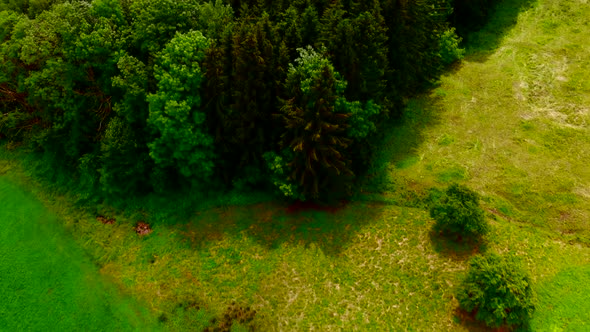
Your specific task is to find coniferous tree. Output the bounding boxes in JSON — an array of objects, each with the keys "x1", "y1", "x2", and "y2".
[
  {"x1": 319, "y1": 1, "x2": 388, "y2": 103},
  {"x1": 278, "y1": 47, "x2": 353, "y2": 199},
  {"x1": 204, "y1": 14, "x2": 287, "y2": 184}
]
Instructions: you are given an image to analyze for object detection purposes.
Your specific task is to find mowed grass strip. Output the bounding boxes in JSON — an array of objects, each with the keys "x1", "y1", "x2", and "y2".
[{"x1": 0, "y1": 176, "x2": 157, "y2": 331}]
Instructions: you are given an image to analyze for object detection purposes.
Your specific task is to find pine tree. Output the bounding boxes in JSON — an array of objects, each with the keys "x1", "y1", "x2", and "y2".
[{"x1": 278, "y1": 47, "x2": 353, "y2": 199}]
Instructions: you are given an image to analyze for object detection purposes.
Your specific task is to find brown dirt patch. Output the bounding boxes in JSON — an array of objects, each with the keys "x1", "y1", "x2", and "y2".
[
  {"x1": 134, "y1": 221, "x2": 152, "y2": 236},
  {"x1": 96, "y1": 215, "x2": 115, "y2": 224}
]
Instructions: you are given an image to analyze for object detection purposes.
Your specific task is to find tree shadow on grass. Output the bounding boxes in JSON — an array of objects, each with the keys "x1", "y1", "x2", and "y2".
[
  {"x1": 429, "y1": 230, "x2": 488, "y2": 261},
  {"x1": 357, "y1": 95, "x2": 445, "y2": 204},
  {"x1": 452, "y1": 307, "x2": 531, "y2": 332},
  {"x1": 463, "y1": 0, "x2": 538, "y2": 62},
  {"x1": 177, "y1": 201, "x2": 384, "y2": 256}
]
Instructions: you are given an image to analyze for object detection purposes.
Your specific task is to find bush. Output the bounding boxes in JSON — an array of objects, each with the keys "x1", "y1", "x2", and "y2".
[
  {"x1": 429, "y1": 183, "x2": 489, "y2": 241},
  {"x1": 438, "y1": 28, "x2": 465, "y2": 66},
  {"x1": 457, "y1": 253, "x2": 536, "y2": 328}
]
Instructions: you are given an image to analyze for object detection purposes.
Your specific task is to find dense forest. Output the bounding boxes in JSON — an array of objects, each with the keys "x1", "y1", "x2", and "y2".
[{"x1": 0, "y1": 0, "x2": 498, "y2": 202}]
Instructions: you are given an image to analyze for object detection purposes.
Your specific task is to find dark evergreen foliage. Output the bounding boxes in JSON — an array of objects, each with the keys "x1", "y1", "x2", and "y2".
[
  {"x1": 0, "y1": 0, "x2": 492, "y2": 202},
  {"x1": 278, "y1": 47, "x2": 353, "y2": 199},
  {"x1": 452, "y1": 0, "x2": 500, "y2": 36}
]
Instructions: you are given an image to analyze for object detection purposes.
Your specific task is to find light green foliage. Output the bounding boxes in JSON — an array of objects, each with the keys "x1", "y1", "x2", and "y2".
[
  {"x1": 438, "y1": 27, "x2": 465, "y2": 66},
  {"x1": 111, "y1": 53, "x2": 149, "y2": 124},
  {"x1": 197, "y1": 0, "x2": 233, "y2": 39},
  {"x1": 263, "y1": 150, "x2": 305, "y2": 201},
  {"x1": 27, "y1": 0, "x2": 67, "y2": 18},
  {"x1": 129, "y1": 0, "x2": 200, "y2": 55},
  {"x1": 0, "y1": 0, "x2": 66, "y2": 17},
  {"x1": 429, "y1": 183, "x2": 489, "y2": 240},
  {"x1": 343, "y1": 99, "x2": 381, "y2": 139},
  {"x1": 291, "y1": 46, "x2": 340, "y2": 95},
  {"x1": 14, "y1": 3, "x2": 100, "y2": 159},
  {"x1": 90, "y1": 0, "x2": 125, "y2": 25},
  {"x1": 457, "y1": 253, "x2": 536, "y2": 328},
  {"x1": 147, "y1": 30, "x2": 215, "y2": 180}
]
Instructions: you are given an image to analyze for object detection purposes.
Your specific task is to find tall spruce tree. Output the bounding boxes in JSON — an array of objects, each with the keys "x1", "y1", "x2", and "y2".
[{"x1": 278, "y1": 47, "x2": 353, "y2": 199}]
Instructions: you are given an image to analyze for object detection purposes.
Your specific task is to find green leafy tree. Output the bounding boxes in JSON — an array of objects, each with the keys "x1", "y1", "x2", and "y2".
[
  {"x1": 147, "y1": 30, "x2": 215, "y2": 181},
  {"x1": 99, "y1": 116, "x2": 150, "y2": 195},
  {"x1": 457, "y1": 253, "x2": 536, "y2": 329},
  {"x1": 196, "y1": 0, "x2": 234, "y2": 40},
  {"x1": 129, "y1": 0, "x2": 201, "y2": 57},
  {"x1": 15, "y1": 3, "x2": 115, "y2": 162},
  {"x1": 430, "y1": 183, "x2": 490, "y2": 241},
  {"x1": 0, "y1": 0, "x2": 66, "y2": 18},
  {"x1": 0, "y1": 10, "x2": 34, "y2": 140},
  {"x1": 100, "y1": 53, "x2": 154, "y2": 195},
  {"x1": 263, "y1": 150, "x2": 305, "y2": 201}
]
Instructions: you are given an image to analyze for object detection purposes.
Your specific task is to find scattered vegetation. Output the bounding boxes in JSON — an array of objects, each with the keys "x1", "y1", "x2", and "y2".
[
  {"x1": 457, "y1": 253, "x2": 536, "y2": 329},
  {"x1": 430, "y1": 183, "x2": 489, "y2": 241},
  {"x1": 205, "y1": 302, "x2": 257, "y2": 332}
]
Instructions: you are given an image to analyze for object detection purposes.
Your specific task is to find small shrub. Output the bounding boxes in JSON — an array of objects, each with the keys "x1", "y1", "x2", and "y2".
[
  {"x1": 429, "y1": 183, "x2": 489, "y2": 241},
  {"x1": 457, "y1": 253, "x2": 536, "y2": 328},
  {"x1": 438, "y1": 28, "x2": 465, "y2": 66},
  {"x1": 263, "y1": 150, "x2": 305, "y2": 201}
]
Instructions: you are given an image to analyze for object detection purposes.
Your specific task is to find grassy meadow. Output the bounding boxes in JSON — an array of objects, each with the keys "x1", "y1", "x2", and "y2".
[
  {"x1": 0, "y1": 175, "x2": 158, "y2": 331},
  {"x1": 1, "y1": 0, "x2": 590, "y2": 330}
]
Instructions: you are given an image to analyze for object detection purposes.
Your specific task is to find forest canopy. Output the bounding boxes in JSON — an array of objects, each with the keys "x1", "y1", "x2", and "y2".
[{"x1": 0, "y1": 0, "x2": 499, "y2": 202}]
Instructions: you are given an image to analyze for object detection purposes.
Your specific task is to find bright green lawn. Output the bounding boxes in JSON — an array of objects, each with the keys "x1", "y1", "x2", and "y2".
[
  {"x1": 1, "y1": 0, "x2": 590, "y2": 330},
  {"x1": 0, "y1": 176, "x2": 158, "y2": 331}
]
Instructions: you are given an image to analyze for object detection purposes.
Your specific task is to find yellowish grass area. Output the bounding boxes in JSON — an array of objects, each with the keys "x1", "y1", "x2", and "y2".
[
  {"x1": 382, "y1": 0, "x2": 590, "y2": 242},
  {"x1": 6, "y1": 165, "x2": 587, "y2": 331}
]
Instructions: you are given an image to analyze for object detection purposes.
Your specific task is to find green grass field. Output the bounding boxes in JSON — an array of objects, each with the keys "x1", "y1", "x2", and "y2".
[
  {"x1": 0, "y1": 175, "x2": 158, "y2": 330},
  {"x1": 1, "y1": 0, "x2": 590, "y2": 330}
]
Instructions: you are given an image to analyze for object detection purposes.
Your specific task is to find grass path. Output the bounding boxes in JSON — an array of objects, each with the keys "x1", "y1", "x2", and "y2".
[{"x1": 0, "y1": 176, "x2": 157, "y2": 331}]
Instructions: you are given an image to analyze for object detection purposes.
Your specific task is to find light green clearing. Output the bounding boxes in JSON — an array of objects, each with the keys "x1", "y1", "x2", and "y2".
[{"x1": 0, "y1": 176, "x2": 157, "y2": 331}]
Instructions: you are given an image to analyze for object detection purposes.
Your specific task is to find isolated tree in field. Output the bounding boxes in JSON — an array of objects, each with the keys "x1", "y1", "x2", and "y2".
[
  {"x1": 147, "y1": 30, "x2": 215, "y2": 181},
  {"x1": 429, "y1": 183, "x2": 490, "y2": 241},
  {"x1": 457, "y1": 253, "x2": 536, "y2": 329}
]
